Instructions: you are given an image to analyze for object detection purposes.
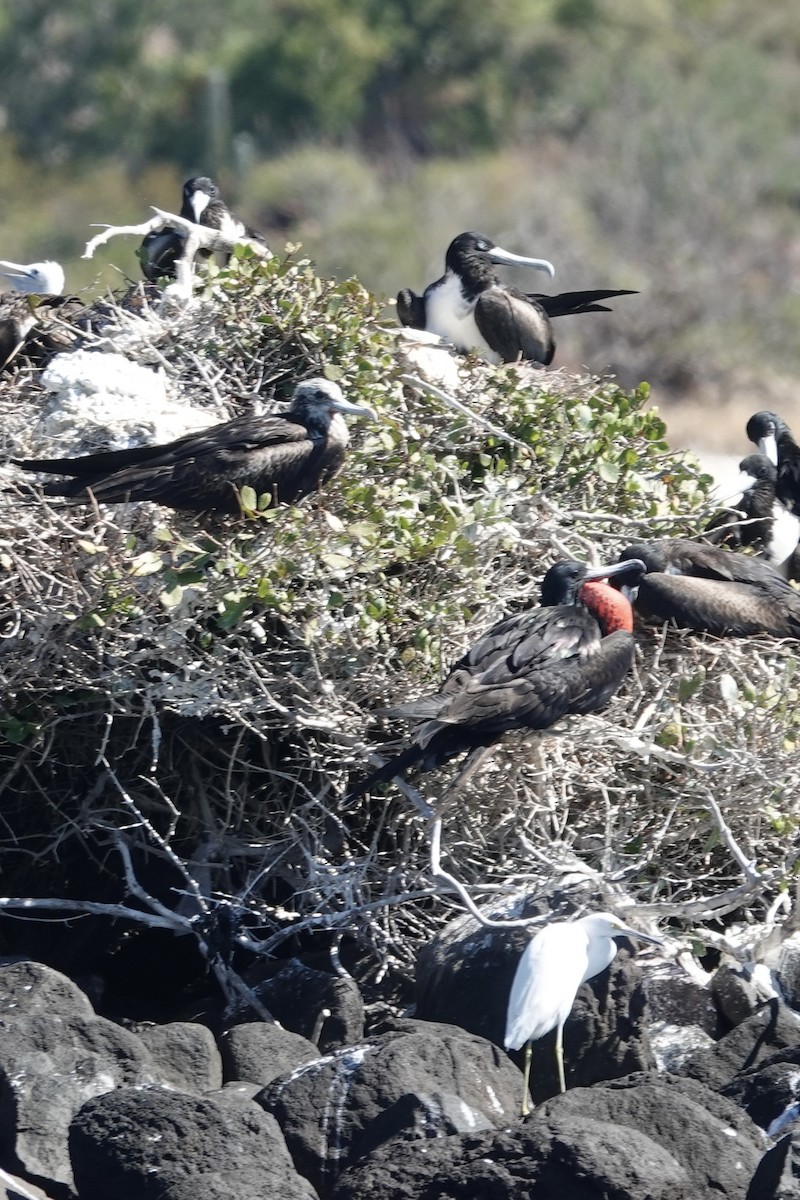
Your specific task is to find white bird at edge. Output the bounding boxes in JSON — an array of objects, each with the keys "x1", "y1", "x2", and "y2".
[
  {"x1": 0, "y1": 259, "x2": 65, "y2": 295},
  {"x1": 504, "y1": 911, "x2": 662, "y2": 1116}
]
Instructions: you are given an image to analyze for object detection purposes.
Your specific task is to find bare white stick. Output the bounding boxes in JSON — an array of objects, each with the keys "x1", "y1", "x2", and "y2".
[{"x1": 399, "y1": 373, "x2": 534, "y2": 455}]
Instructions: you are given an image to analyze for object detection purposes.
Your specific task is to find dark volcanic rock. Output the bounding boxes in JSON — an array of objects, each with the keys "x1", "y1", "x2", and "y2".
[
  {"x1": 0, "y1": 977, "x2": 156, "y2": 1189},
  {"x1": 331, "y1": 1115, "x2": 691, "y2": 1200},
  {"x1": 248, "y1": 960, "x2": 364, "y2": 1053},
  {"x1": 681, "y1": 999, "x2": 800, "y2": 1091},
  {"x1": 132, "y1": 1020, "x2": 222, "y2": 1092},
  {"x1": 69, "y1": 1086, "x2": 319, "y2": 1200},
  {"x1": 0, "y1": 960, "x2": 96, "y2": 1022},
  {"x1": 712, "y1": 964, "x2": 776, "y2": 1027},
  {"x1": 259, "y1": 1023, "x2": 520, "y2": 1196},
  {"x1": 543, "y1": 1075, "x2": 764, "y2": 1196},
  {"x1": 220, "y1": 1021, "x2": 319, "y2": 1086},
  {"x1": 417, "y1": 900, "x2": 658, "y2": 1102},
  {"x1": 721, "y1": 1052, "x2": 800, "y2": 1130},
  {"x1": 333, "y1": 1074, "x2": 774, "y2": 1200}
]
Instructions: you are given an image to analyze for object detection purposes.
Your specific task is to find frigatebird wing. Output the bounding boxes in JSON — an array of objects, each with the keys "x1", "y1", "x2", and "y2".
[
  {"x1": 636, "y1": 573, "x2": 800, "y2": 638},
  {"x1": 396, "y1": 288, "x2": 427, "y2": 329},
  {"x1": 473, "y1": 286, "x2": 555, "y2": 365},
  {"x1": 14, "y1": 413, "x2": 310, "y2": 479},
  {"x1": 416, "y1": 626, "x2": 634, "y2": 747}
]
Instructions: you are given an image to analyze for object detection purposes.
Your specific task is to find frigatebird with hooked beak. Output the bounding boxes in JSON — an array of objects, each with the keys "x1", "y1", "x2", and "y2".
[
  {"x1": 747, "y1": 410, "x2": 800, "y2": 520},
  {"x1": 348, "y1": 558, "x2": 645, "y2": 799},
  {"x1": 396, "y1": 231, "x2": 635, "y2": 365},
  {"x1": 140, "y1": 176, "x2": 268, "y2": 282},
  {"x1": 11, "y1": 378, "x2": 375, "y2": 514},
  {"x1": 706, "y1": 453, "x2": 800, "y2": 580},
  {"x1": 614, "y1": 538, "x2": 800, "y2": 638}
]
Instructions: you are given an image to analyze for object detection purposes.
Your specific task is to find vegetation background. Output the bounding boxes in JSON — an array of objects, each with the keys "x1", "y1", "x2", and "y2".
[{"x1": 2, "y1": 0, "x2": 800, "y2": 450}]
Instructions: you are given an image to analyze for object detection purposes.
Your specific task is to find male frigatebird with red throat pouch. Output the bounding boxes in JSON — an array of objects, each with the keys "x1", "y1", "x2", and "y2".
[{"x1": 348, "y1": 558, "x2": 645, "y2": 799}]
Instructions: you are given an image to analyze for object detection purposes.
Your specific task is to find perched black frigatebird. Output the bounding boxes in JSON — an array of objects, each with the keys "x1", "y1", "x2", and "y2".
[
  {"x1": 396, "y1": 231, "x2": 635, "y2": 365},
  {"x1": 747, "y1": 410, "x2": 800, "y2": 519},
  {"x1": 348, "y1": 558, "x2": 645, "y2": 798},
  {"x1": 11, "y1": 378, "x2": 376, "y2": 514},
  {"x1": 614, "y1": 538, "x2": 800, "y2": 638},
  {"x1": 140, "y1": 176, "x2": 267, "y2": 282},
  {"x1": 706, "y1": 454, "x2": 800, "y2": 579}
]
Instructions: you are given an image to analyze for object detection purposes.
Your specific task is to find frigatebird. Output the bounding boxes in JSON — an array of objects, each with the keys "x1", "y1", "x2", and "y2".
[
  {"x1": 348, "y1": 558, "x2": 645, "y2": 798},
  {"x1": 0, "y1": 260, "x2": 70, "y2": 369},
  {"x1": 11, "y1": 378, "x2": 376, "y2": 514},
  {"x1": 614, "y1": 538, "x2": 800, "y2": 638},
  {"x1": 706, "y1": 454, "x2": 800, "y2": 579},
  {"x1": 139, "y1": 176, "x2": 267, "y2": 282},
  {"x1": 747, "y1": 410, "x2": 800, "y2": 519},
  {"x1": 396, "y1": 232, "x2": 635, "y2": 365},
  {"x1": 0, "y1": 260, "x2": 65, "y2": 296}
]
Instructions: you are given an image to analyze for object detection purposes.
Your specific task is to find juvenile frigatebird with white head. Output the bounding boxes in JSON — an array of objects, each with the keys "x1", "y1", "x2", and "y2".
[
  {"x1": 0, "y1": 260, "x2": 65, "y2": 295},
  {"x1": 348, "y1": 557, "x2": 646, "y2": 799},
  {"x1": 11, "y1": 378, "x2": 375, "y2": 514},
  {"x1": 396, "y1": 231, "x2": 635, "y2": 365}
]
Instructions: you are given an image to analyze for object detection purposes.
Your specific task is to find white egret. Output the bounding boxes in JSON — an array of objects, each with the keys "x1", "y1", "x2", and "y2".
[{"x1": 504, "y1": 911, "x2": 662, "y2": 1115}]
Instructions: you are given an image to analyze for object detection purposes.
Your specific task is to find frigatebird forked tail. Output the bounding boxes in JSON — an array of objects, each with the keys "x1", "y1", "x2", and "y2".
[
  {"x1": 346, "y1": 557, "x2": 646, "y2": 801},
  {"x1": 614, "y1": 538, "x2": 800, "y2": 638},
  {"x1": 531, "y1": 288, "x2": 638, "y2": 318}
]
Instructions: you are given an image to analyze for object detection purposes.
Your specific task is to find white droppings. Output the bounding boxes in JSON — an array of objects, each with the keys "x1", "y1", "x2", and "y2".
[{"x1": 483, "y1": 1083, "x2": 505, "y2": 1116}]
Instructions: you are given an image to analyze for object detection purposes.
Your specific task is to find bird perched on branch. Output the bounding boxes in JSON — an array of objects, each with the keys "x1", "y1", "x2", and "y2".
[
  {"x1": 139, "y1": 176, "x2": 268, "y2": 282},
  {"x1": 396, "y1": 231, "x2": 635, "y2": 365},
  {"x1": 11, "y1": 378, "x2": 376, "y2": 514},
  {"x1": 0, "y1": 259, "x2": 73, "y2": 369},
  {"x1": 706, "y1": 454, "x2": 800, "y2": 580},
  {"x1": 504, "y1": 911, "x2": 662, "y2": 1114},
  {"x1": 747, "y1": 410, "x2": 800, "y2": 520},
  {"x1": 348, "y1": 558, "x2": 645, "y2": 799},
  {"x1": 614, "y1": 538, "x2": 800, "y2": 638}
]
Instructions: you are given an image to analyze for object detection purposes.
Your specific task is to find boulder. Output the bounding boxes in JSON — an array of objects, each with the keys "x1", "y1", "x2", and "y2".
[
  {"x1": 259, "y1": 1022, "x2": 520, "y2": 1195},
  {"x1": 220, "y1": 1022, "x2": 319, "y2": 1086},
  {"x1": 132, "y1": 1020, "x2": 222, "y2": 1093},
  {"x1": 69, "y1": 1086, "x2": 319, "y2": 1200}
]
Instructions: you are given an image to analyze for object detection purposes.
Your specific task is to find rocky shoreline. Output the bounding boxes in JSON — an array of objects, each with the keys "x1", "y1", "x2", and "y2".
[{"x1": 3, "y1": 905, "x2": 800, "y2": 1199}]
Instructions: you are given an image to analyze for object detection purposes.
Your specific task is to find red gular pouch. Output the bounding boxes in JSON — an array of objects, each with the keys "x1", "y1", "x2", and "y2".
[{"x1": 579, "y1": 580, "x2": 635, "y2": 635}]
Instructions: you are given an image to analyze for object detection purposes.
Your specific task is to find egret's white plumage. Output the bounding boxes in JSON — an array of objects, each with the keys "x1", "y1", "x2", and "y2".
[
  {"x1": 0, "y1": 260, "x2": 65, "y2": 295},
  {"x1": 504, "y1": 911, "x2": 661, "y2": 1114}
]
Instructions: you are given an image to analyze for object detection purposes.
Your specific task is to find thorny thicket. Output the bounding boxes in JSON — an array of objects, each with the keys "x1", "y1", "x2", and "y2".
[{"x1": 0, "y1": 250, "x2": 798, "y2": 1011}]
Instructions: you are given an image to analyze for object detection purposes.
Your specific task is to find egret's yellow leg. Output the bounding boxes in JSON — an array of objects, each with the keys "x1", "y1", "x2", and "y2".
[
  {"x1": 555, "y1": 1023, "x2": 566, "y2": 1093},
  {"x1": 521, "y1": 1040, "x2": 533, "y2": 1117}
]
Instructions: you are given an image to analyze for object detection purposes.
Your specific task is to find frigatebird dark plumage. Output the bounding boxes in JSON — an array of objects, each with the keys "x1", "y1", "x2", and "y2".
[
  {"x1": 348, "y1": 558, "x2": 645, "y2": 798},
  {"x1": 396, "y1": 232, "x2": 636, "y2": 366},
  {"x1": 747, "y1": 410, "x2": 800, "y2": 519},
  {"x1": 11, "y1": 378, "x2": 376, "y2": 514},
  {"x1": 615, "y1": 538, "x2": 800, "y2": 638},
  {"x1": 706, "y1": 454, "x2": 800, "y2": 579},
  {"x1": 139, "y1": 176, "x2": 267, "y2": 282}
]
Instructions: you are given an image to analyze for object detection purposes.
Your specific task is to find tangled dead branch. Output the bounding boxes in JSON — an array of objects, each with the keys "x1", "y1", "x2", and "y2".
[{"x1": 0, "y1": 250, "x2": 797, "y2": 1009}]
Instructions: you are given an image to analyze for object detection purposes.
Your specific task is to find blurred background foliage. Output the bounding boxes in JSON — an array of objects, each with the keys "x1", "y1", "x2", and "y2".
[{"x1": 1, "y1": 0, "x2": 800, "y2": 447}]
